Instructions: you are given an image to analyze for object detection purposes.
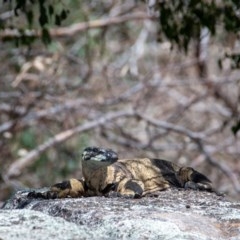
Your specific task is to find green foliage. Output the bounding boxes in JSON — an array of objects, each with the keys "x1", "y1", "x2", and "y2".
[
  {"x1": 77, "y1": 133, "x2": 90, "y2": 156},
  {"x1": 41, "y1": 27, "x2": 51, "y2": 45},
  {"x1": 218, "y1": 52, "x2": 240, "y2": 70},
  {"x1": 2, "y1": 0, "x2": 70, "y2": 45},
  {"x1": 30, "y1": 133, "x2": 90, "y2": 183},
  {"x1": 2, "y1": 0, "x2": 240, "y2": 50},
  {"x1": 12, "y1": 0, "x2": 69, "y2": 27},
  {"x1": 158, "y1": 0, "x2": 240, "y2": 51},
  {"x1": 232, "y1": 120, "x2": 240, "y2": 136},
  {"x1": 19, "y1": 128, "x2": 36, "y2": 149}
]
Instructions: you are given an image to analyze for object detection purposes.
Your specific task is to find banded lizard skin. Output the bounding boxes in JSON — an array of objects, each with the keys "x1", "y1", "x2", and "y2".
[{"x1": 29, "y1": 146, "x2": 216, "y2": 199}]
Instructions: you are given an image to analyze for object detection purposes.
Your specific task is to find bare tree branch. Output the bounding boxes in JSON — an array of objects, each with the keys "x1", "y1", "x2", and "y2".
[
  {"x1": 135, "y1": 112, "x2": 207, "y2": 140},
  {"x1": 6, "y1": 109, "x2": 134, "y2": 179},
  {"x1": 1, "y1": 0, "x2": 239, "y2": 202},
  {"x1": 5, "y1": 107, "x2": 240, "y2": 194},
  {"x1": 131, "y1": 112, "x2": 240, "y2": 192},
  {"x1": 0, "y1": 99, "x2": 88, "y2": 134},
  {"x1": 195, "y1": 140, "x2": 240, "y2": 193},
  {"x1": 0, "y1": 12, "x2": 155, "y2": 39}
]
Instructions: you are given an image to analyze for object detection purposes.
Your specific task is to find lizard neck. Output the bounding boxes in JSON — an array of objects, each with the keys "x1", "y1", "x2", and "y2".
[{"x1": 82, "y1": 160, "x2": 112, "y2": 181}]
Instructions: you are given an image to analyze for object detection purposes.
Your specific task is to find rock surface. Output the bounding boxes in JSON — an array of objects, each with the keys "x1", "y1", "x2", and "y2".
[{"x1": 1, "y1": 189, "x2": 240, "y2": 240}]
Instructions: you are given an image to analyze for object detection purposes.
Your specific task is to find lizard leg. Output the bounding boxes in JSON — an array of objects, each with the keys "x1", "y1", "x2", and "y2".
[
  {"x1": 178, "y1": 167, "x2": 213, "y2": 191},
  {"x1": 28, "y1": 178, "x2": 86, "y2": 199},
  {"x1": 115, "y1": 178, "x2": 144, "y2": 198},
  {"x1": 184, "y1": 178, "x2": 224, "y2": 196}
]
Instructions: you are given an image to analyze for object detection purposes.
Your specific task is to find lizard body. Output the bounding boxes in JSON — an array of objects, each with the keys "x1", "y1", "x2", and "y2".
[
  {"x1": 85, "y1": 158, "x2": 212, "y2": 198},
  {"x1": 28, "y1": 147, "x2": 214, "y2": 199}
]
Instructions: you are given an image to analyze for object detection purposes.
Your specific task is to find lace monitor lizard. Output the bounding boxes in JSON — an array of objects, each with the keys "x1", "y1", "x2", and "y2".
[{"x1": 28, "y1": 146, "x2": 218, "y2": 199}]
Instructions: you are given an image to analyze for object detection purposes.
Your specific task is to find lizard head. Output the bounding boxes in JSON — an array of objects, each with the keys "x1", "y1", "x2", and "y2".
[{"x1": 82, "y1": 146, "x2": 118, "y2": 163}]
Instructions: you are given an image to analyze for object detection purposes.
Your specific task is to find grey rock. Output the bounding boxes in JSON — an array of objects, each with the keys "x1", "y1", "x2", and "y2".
[
  {"x1": 1, "y1": 189, "x2": 240, "y2": 240},
  {"x1": 0, "y1": 209, "x2": 91, "y2": 240}
]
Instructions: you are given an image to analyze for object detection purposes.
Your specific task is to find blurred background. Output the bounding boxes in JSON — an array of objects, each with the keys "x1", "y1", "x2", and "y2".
[{"x1": 0, "y1": 0, "x2": 239, "y2": 205}]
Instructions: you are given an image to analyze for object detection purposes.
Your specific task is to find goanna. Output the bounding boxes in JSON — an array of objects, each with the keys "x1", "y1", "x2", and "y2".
[{"x1": 28, "y1": 146, "x2": 216, "y2": 199}]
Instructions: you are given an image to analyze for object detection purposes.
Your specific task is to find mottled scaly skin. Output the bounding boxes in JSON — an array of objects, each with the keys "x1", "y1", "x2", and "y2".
[
  {"x1": 28, "y1": 147, "x2": 214, "y2": 199},
  {"x1": 85, "y1": 158, "x2": 212, "y2": 198}
]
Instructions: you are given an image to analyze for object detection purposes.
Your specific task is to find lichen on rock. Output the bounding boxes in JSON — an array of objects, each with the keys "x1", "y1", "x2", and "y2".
[{"x1": 1, "y1": 188, "x2": 240, "y2": 240}]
